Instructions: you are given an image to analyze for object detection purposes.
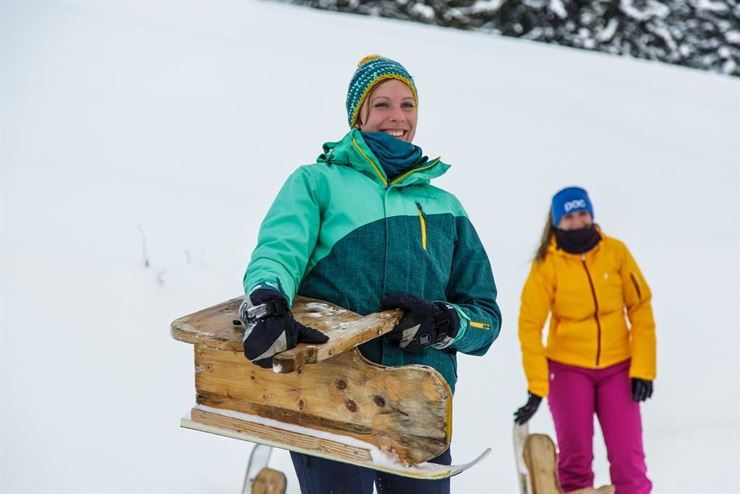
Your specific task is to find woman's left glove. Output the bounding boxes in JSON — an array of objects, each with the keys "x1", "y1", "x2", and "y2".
[
  {"x1": 381, "y1": 294, "x2": 459, "y2": 351},
  {"x1": 514, "y1": 392, "x2": 542, "y2": 425},
  {"x1": 631, "y1": 378, "x2": 653, "y2": 402},
  {"x1": 239, "y1": 288, "x2": 329, "y2": 368}
]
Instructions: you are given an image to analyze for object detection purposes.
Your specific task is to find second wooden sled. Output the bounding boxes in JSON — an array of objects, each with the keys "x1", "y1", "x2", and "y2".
[
  {"x1": 515, "y1": 424, "x2": 614, "y2": 494},
  {"x1": 172, "y1": 296, "x2": 491, "y2": 479}
]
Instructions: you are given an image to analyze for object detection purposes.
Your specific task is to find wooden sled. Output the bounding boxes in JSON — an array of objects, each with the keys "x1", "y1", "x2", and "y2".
[
  {"x1": 523, "y1": 433, "x2": 614, "y2": 494},
  {"x1": 172, "y1": 296, "x2": 490, "y2": 479}
]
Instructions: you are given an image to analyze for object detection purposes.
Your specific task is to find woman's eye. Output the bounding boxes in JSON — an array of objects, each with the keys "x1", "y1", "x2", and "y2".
[
  {"x1": 373, "y1": 102, "x2": 389, "y2": 109},
  {"x1": 402, "y1": 102, "x2": 415, "y2": 109}
]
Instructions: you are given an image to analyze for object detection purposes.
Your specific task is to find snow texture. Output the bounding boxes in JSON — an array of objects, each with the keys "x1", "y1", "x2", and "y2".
[{"x1": 1, "y1": 0, "x2": 738, "y2": 493}]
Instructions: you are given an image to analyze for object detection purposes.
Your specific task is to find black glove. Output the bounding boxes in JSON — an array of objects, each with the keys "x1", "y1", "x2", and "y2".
[
  {"x1": 514, "y1": 392, "x2": 542, "y2": 425},
  {"x1": 631, "y1": 378, "x2": 653, "y2": 402},
  {"x1": 239, "y1": 288, "x2": 328, "y2": 368},
  {"x1": 381, "y1": 294, "x2": 459, "y2": 352}
]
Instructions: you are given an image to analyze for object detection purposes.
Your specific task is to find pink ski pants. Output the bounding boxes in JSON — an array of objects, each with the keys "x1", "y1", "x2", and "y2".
[{"x1": 547, "y1": 359, "x2": 652, "y2": 494}]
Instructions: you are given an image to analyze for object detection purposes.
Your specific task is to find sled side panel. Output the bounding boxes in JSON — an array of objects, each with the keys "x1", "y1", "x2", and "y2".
[{"x1": 194, "y1": 345, "x2": 451, "y2": 464}]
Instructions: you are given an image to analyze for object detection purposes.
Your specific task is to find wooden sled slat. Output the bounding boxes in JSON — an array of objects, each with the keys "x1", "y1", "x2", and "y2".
[
  {"x1": 190, "y1": 406, "x2": 374, "y2": 464},
  {"x1": 171, "y1": 296, "x2": 403, "y2": 373},
  {"x1": 183, "y1": 406, "x2": 488, "y2": 480},
  {"x1": 273, "y1": 305, "x2": 402, "y2": 373},
  {"x1": 171, "y1": 296, "x2": 243, "y2": 351}
]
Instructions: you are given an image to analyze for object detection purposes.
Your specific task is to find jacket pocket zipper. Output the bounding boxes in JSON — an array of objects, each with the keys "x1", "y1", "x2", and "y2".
[
  {"x1": 416, "y1": 202, "x2": 427, "y2": 250},
  {"x1": 470, "y1": 321, "x2": 491, "y2": 330}
]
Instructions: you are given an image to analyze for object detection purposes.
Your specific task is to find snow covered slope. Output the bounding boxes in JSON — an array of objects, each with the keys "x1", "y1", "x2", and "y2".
[{"x1": 1, "y1": 1, "x2": 737, "y2": 492}]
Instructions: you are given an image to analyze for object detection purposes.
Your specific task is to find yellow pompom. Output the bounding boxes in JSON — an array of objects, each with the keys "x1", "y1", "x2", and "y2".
[{"x1": 357, "y1": 54, "x2": 382, "y2": 67}]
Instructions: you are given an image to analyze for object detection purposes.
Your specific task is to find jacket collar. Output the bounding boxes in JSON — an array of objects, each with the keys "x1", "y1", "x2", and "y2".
[
  {"x1": 548, "y1": 225, "x2": 606, "y2": 258},
  {"x1": 317, "y1": 129, "x2": 450, "y2": 187}
]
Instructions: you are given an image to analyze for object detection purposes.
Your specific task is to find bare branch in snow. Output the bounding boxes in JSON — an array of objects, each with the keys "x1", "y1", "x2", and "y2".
[{"x1": 137, "y1": 223, "x2": 150, "y2": 268}]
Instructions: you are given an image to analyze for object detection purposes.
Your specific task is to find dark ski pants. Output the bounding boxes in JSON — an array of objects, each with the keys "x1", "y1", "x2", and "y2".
[
  {"x1": 548, "y1": 359, "x2": 652, "y2": 494},
  {"x1": 290, "y1": 448, "x2": 451, "y2": 493}
]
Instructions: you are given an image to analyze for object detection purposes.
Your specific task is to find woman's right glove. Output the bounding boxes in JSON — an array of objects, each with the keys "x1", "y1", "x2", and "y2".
[
  {"x1": 239, "y1": 288, "x2": 328, "y2": 368},
  {"x1": 514, "y1": 392, "x2": 543, "y2": 425}
]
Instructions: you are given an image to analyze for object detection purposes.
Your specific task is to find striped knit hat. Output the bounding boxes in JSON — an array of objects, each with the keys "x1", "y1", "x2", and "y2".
[{"x1": 346, "y1": 55, "x2": 418, "y2": 128}]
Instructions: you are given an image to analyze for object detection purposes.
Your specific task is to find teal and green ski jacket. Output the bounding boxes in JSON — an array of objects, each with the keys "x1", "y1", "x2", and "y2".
[{"x1": 244, "y1": 129, "x2": 501, "y2": 392}]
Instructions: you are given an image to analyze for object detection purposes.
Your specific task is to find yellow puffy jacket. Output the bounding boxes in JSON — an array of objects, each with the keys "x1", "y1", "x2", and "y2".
[{"x1": 518, "y1": 231, "x2": 656, "y2": 397}]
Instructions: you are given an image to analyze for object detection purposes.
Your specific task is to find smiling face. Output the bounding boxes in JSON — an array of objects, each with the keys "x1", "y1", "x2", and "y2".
[
  {"x1": 357, "y1": 79, "x2": 417, "y2": 143},
  {"x1": 558, "y1": 210, "x2": 593, "y2": 230}
]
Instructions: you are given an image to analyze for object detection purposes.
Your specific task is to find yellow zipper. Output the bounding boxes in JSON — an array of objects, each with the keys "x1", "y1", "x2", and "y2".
[
  {"x1": 416, "y1": 202, "x2": 427, "y2": 250},
  {"x1": 470, "y1": 321, "x2": 491, "y2": 330},
  {"x1": 391, "y1": 158, "x2": 441, "y2": 185},
  {"x1": 352, "y1": 137, "x2": 387, "y2": 186}
]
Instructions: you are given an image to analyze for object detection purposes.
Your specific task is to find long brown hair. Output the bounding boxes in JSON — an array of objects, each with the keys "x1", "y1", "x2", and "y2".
[{"x1": 534, "y1": 209, "x2": 555, "y2": 262}]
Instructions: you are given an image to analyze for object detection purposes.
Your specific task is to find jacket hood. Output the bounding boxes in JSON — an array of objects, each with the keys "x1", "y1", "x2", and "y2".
[{"x1": 317, "y1": 129, "x2": 450, "y2": 187}]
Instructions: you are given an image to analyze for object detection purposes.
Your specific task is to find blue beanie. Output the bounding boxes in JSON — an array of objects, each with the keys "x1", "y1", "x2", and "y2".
[
  {"x1": 346, "y1": 55, "x2": 418, "y2": 128},
  {"x1": 551, "y1": 187, "x2": 594, "y2": 227}
]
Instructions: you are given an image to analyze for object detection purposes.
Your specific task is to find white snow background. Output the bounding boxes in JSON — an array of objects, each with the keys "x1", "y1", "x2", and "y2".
[{"x1": 1, "y1": 1, "x2": 738, "y2": 493}]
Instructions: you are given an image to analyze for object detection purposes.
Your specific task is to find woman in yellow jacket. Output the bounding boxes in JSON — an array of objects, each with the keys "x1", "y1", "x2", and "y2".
[{"x1": 514, "y1": 186, "x2": 656, "y2": 494}]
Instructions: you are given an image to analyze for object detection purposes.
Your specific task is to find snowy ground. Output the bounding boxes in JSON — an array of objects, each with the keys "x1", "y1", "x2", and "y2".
[{"x1": 1, "y1": 1, "x2": 738, "y2": 493}]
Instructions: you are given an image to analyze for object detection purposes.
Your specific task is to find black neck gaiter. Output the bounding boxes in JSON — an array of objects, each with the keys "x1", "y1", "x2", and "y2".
[{"x1": 554, "y1": 225, "x2": 602, "y2": 254}]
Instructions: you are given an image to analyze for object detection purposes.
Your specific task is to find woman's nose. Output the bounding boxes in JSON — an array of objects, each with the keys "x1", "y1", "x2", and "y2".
[{"x1": 389, "y1": 105, "x2": 404, "y2": 121}]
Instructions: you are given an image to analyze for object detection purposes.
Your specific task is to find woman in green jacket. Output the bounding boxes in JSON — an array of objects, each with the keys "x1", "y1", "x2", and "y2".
[{"x1": 240, "y1": 55, "x2": 501, "y2": 494}]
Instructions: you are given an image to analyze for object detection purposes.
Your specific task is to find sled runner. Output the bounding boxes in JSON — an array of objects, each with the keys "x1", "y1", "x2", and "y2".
[
  {"x1": 514, "y1": 423, "x2": 532, "y2": 494},
  {"x1": 173, "y1": 296, "x2": 491, "y2": 479}
]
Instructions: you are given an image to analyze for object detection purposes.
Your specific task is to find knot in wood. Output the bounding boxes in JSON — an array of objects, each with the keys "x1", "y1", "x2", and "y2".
[
  {"x1": 336, "y1": 380, "x2": 347, "y2": 390},
  {"x1": 345, "y1": 399, "x2": 358, "y2": 412},
  {"x1": 373, "y1": 395, "x2": 386, "y2": 407}
]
